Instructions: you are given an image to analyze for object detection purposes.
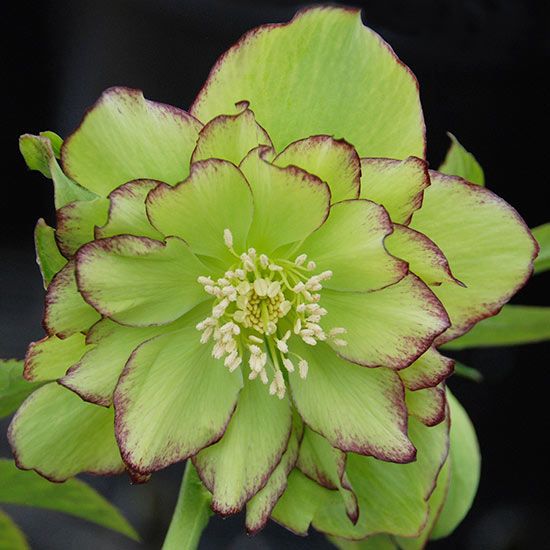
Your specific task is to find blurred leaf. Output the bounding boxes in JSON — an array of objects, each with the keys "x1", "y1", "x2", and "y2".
[
  {"x1": 453, "y1": 362, "x2": 483, "y2": 383},
  {"x1": 0, "y1": 460, "x2": 139, "y2": 541},
  {"x1": 163, "y1": 461, "x2": 212, "y2": 550},
  {"x1": 438, "y1": 133, "x2": 484, "y2": 185},
  {"x1": 532, "y1": 223, "x2": 550, "y2": 274},
  {"x1": 0, "y1": 510, "x2": 29, "y2": 550},
  {"x1": 0, "y1": 360, "x2": 43, "y2": 419},
  {"x1": 34, "y1": 219, "x2": 68, "y2": 287},
  {"x1": 442, "y1": 305, "x2": 550, "y2": 350}
]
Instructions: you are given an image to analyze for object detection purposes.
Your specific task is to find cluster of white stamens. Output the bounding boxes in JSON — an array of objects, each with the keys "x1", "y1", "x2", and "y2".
[{"x1": 196, "y1": 229, "x2": 347, "y2": 398}]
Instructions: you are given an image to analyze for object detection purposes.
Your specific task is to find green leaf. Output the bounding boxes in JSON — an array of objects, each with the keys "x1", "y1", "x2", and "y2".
[
  {"x1": 39, "y1": 131, "x2": 63, "y2": 157},
  {"x1": 162, "y1": 462, "x2": 212, "y2": 550},
  {"x1": 0, "y1": 509, "x2": 29, "y2": 550},
  {"x1": 532, "y1": 223, "x2": 550, "y2": 274},
  {"x1": 34, "y1": 219, "x2": 67, "y2": 287},
  {"x1": 443, "y1": 305, "x2": 550, "y2": 349},
  {"x1": 0, "y1": 360, "x2": 43, "y2": 419},
  {"x1": 438, "y1": 133, "x2": 485, "y2": 186},
  {"x1": 329, "y1": 535, "x2": 396, "y2": 550},
  {"x1": 0, "y1": 459, "x2": 138, "y2": 541},
  {"x1": 431, "y1": 392, "x2": 480, "y2": 539},
  {"x1": 453, "y1": 362, "x2": 483, "y2": 383}
]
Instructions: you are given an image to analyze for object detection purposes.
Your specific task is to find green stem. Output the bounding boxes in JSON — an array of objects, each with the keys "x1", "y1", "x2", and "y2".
[{"x1": 162, "y1": 461, "x2": 213, "y2": 550}]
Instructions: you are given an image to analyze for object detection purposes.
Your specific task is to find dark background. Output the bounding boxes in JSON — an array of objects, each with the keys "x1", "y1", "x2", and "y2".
[{"x1": 2, "y1": 0, "x2": 548, "y2": 548}]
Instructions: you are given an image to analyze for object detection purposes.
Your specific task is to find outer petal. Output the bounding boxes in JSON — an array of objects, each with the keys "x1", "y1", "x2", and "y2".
[
  {"x1": 439, "y1": 132, "x2": 484, "y2": 186},
  {"x1": 24, "y1": 333, "x2": 87, "y2": 382},
  {"x1": 34, "y1": 219, "x2": 67, "y2": 287},
  {"x1": 321, "y1": 274, "x2": 450, "y2": 369},
  {"x1": 191, "y1": 6, "x2": 425, "y2": 159},
  {"x1": 96, "y1": 180, "x2": 164, "y2": 240},
  {"x1": 274, "y1": 136, "x2": 360, "y2": 203},
  {"x1": 191, "y1": 102, "x2": 273, "y2": 165},
  {"x1": 398, "y1": 347, "x2": 455, "y2": 391},
  {"x1": 193, "y1": 377, "x2": 292, "y2": 515},
  {"x1": 298, "y1": 200, "x2": 407, "y2": 292},
  {"x1": 8, "y1": 383, "x2": 124, "y2": 481},
  {"x1": 61, "y1": 87, "x2": 202, "y2": 196},
  {"x1": 113, "y1": 303, "x2": 242, "y2": 474},
  {"x1": 410, "y1": 171, "x2": 538, "y2": 343},
  {"x1": 76, "y1": 235, "x2": 207, "y2": 326},
  {"x1": 44, "y1": 260, "x2": 101, "y2": 337},
  {"x1": 239, "y1": 147, "x2": 330, "y2": 253},
  {"x1": 146, "y1": 159, "x2": 254, "y2": 263},
  {"x1": 405, "y1": 385, "x2": 447, "y2": 427},
  {"x1": 289, "y1": 340, "x2": 415, "y2": 463},
  {"x1": 359, "y1": 157, "x2": 429, "y2": 225}
]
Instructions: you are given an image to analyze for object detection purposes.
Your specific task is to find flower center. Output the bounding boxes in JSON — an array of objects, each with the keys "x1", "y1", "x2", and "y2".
[{"x1": 196, "y1": 229, "x2": 346, "y2": 398}]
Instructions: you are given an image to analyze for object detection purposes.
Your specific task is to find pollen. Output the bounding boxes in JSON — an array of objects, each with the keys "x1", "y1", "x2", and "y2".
[{"x1": 196, "y1": 229, "x2": 347, "y2": 398}]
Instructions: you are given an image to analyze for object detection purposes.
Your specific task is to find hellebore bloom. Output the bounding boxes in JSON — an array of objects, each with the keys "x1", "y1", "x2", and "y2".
[{"x1": 10, "y1": 5, "x2": 537, "y2": 544}]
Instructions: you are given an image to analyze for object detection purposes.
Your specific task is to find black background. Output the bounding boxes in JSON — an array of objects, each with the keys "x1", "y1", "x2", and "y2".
[{"x1": 2, "y1": 1, "x2": 549, "y2": 548}]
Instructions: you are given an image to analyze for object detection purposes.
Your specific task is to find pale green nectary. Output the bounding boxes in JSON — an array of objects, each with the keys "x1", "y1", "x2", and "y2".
[{"x1": 10, "y1": 5, "x2": 537, "y2": 547}]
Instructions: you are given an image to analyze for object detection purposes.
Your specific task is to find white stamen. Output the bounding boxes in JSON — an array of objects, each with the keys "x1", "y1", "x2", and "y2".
[
  {"x1": 223, "y1": 228, "x2": 233, "y2": 248},
  {"x1": 298, "y1": 359, "x2": 309, "y2": 379},
  {"x1": 295, "y1": 254, "x2": 307, "y2": 266}
]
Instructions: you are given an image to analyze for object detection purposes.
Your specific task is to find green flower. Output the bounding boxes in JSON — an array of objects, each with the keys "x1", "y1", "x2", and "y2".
[{"x1": 10, "y1": 6, "x2": 537, "y2": 544}]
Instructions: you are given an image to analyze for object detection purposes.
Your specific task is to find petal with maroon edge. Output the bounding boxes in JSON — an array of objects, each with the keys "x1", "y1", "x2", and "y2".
[
  {"x1": 289, "y1": 340, "x2": 415, "y2": 463},
  {"x1": 60, "y1": 318, "x2": 172, "y2": 406},
  {"x1": 76, "y1": 236, "x2": 207, "y2": 326},
  {"x1": 191, "y1": 7, "x2": 425, "y2": 159},
  {"x1": 245, "y1": 412, "x2": 303, "y2": 534},
  {"x1": 96, "y1": 180, "x2": 164, "y2": 240},
  {"x1": 24, "y1": 333, "x2": 87, "y2": 382},
  {"x1": 398, "y1": 347, "x2": 455, "y2": 391},
  {"x1": 410, "y1": 171, "x2": 538, "y2": 344},
  {"x1": 8, "y1": 383, "x2": 124, "y2": 482},
  {"x1": 385, "y1": 224, "x2": 462, "y2": 287},
  {"x1": 274, "y1": 136, "x2": 360, "y2": 203},
  {"x1": 296, "y1": 428, "x2": 358, "y2": 523},
  {"x1": 146, "y1": 159, "x2": 253, "y2": 264},
  {"x1": 193, "y1": 377, "x2": 292, "y2": 516},
  {"x1": 239, "y1": 147, "x2": 330, "y2": 254},
  {"x1": 321, "y1": 274, "x2": 450, "y2": 369},
  {"x1": 61, "y1": 87, "x2": 202, "y2": 196},
  {"x1": 406, "y1": 385, "x2": 447, "y2": 427},
  {"x1": 44, "y1": 260, "x2": 101, "y2": 338},
  {"x1": 56, "y1": 198, "x2": 110, "y2": 257},
  {"x1": 114, "y1": 303, "x2": 242, "y2": 474},
  {"x1": 359, "y1": 157, "x2": 429, "y2": 225},
  {"x1": 191, "y1": 102, "x2": 273, "y2": 165},
  {"x1": 298, "y1": 200, "x2": 407, "y2": 292}
]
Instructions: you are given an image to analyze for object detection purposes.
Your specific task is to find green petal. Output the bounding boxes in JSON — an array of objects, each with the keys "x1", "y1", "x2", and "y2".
[
  {"x1": 146, "y1": 159, "x2": 254, "y2": 262},
  {"x1": 398, "y1": 347, "x2": 454, "y2": 391},
  {"x1": 329, "y1": 535, "x2": 397, "y2": 550},
  {"x1": 299, "y1": 200, "x2": 407, "y2": 292},
  {"x1": 24, "y1": 333, "x2": 87, "y2": 382},
  {"x1": 61, "y1": 87, "x2": 202, "y2": 196},
  {"x1": 8, "y1": 383, "x2": 124, "y2": 481},
  {"x1": 533, "y1": 223, "x2": 550, "y2": 274},
  {"x1": 312, "y1": 416, "x2": 450, "y2": 539},
  {"x1": 438, "y1": 133, "x2": 484, "y2": 186},
  {"x1": 191, "y1": 7, "x2": 424, "y2": 159},
  {"x1": 56, "y1": 198, "x2": 110, "y2": 257},
  {"x1": 96, "y1": 180, "x2": 164, "y2": 240},
  {"x1": 193, "y1": 377, "x2": 292, "y2": 515},
  {"x1": 114, "y1": 303, "x2": 243, "y2": 474},
  {"x1": 385, "y1": 224, "x2": 461, "y2": 287},
  {"x1": 296, "y1": 429, "x2": 358, "y2": 523},
  {"x1": 76, "y1": 235, "x2": 207, "y2": 326},
  {"x1": 34, "y1": 219, "x2": 67, "y2": 287},
  {"x1": 359, "y1": 157, "x2": 429, "y2": 225},
  {"x1": 44, "y1": 260, "x2": 101, "y2": 338},
  {"x1": 274, "y1": 136, "x2": 360, "y2": 203},
  {"x1": 405, "y1": 385, "x2": 447, "y2": 427},
  {"x1": 239, "y1": 147, "x2": 330, "y2": 253},
  {"x1": 321, "y1": 274, "x2": 450, "y2": 369},
  {"x1": 245, "y1": 412, "x2": 303, "y2": 534},
  {"x1": 19, "y1": 133, "x2": 98, "y2": 208},
  {"x1": 431, "y1": 392, "x2": 480, "y2": 540},
  {"x1": 443, "y1": 304, "x2": 550, "y2": 350},
  {"x1": 410, "y1": 171, "x2": 538, "y2": 343},
  {"x1": 289, "y1": 340, "x2": 414, "y2": 463},
  {"x1": 0, "y1": 360, "x2": 44, "y2": 419},
  {"x1": 0, "y1": 510, "x2": 28, "y2": 550},
  {"x1": 191, "y1": 102, "x2": 273, "y2": 165}
]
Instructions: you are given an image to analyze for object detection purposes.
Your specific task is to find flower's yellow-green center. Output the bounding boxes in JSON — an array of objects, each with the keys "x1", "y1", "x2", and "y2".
[{"x1": 196, "y1": 229, "x2": 346, "y2": 398}]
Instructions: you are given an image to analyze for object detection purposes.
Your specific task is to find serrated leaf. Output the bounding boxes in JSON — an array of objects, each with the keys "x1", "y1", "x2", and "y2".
[
  {"x1": 438, "y1": 133, "x2": 484, "y2": 185},
  {"x1": 0, "y1": 510, "x2": 29, "y2": 550},
  {"x1": 0, "y1": 360, "x2": 43, "y2": 419},
  {"x1": 0, "y1": 459, "x2": 138, "y2": 541},
  {"x1": 532, "y1": 223, "x2": 550, "y2": 274}
]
